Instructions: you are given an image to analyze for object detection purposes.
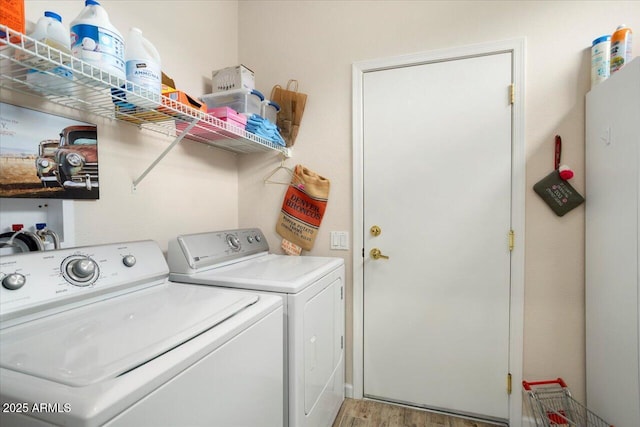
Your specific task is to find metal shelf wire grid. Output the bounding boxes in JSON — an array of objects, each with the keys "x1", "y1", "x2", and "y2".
[{"x1": 0, "y1": 25, "x2": 290, "y2": 161}]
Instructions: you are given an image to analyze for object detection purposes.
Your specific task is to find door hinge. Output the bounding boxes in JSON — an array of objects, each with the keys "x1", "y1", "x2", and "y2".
[
  {"x1": 507, "y1": 373, "x2": 512, "y2": 395},
  {"x1": 510, "y1": 83, "x2": 515, "y2": 104},
  {"x1": 362, "y1": 247, "x2": 365, "y2": 258},
  {"x1": 341, "y1": 335, "x2": 344, "y2": 349},
  {"x1": 508, "y1": 230, "x2": 515, "y2": 251},
  {"x1": 340, "y1": 286, "x2": 343, "y2": 300}
]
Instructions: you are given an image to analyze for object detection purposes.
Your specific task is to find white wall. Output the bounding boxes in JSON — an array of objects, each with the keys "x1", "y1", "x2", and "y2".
[
  {"x1": 237, "y1": 0, "x2": 640, "y2": 406},
  {"x1": 1, "y1": 0, "x2": 242, "y2": 250}
]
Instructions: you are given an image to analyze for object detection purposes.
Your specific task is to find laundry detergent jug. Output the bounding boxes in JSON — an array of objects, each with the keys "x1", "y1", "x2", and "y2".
[
  {"x1": 125, "y1": 27, "x2": 161, "y2": 99},
  {"x1": 25, "y1": 11, "x2": 73, "y2": 93},
  {"x1": 70, "y1": 0, "x2": 125, "y2": 79}
]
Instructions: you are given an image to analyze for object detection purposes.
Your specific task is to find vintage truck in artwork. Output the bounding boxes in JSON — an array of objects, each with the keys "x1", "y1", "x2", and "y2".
[
  {"x1": 53, "y1": 125, "x2": 98, "y2": 191},
  {"x1": 35, "y1": 139, "x2": 60, "y2": 188}
]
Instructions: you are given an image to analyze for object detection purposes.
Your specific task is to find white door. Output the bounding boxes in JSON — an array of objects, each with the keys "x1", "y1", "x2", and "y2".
[{"x1": 362, "y1": 52, "x2": 513, "y2": 421}]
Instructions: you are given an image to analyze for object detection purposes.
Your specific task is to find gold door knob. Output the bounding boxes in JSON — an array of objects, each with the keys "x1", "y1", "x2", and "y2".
[
  {"x1": 370, "y1": 225, "x2": 381, "y2": 236},
  {"x1": 370, "y1": 248, "x2": 389, "y2": 260}
]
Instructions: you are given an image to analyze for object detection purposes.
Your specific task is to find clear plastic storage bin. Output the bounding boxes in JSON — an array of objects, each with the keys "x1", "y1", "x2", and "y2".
[
  {"x1": 261, "y1": 100, "x2": 280, "y2": 124},
  {"x1": 200, "y1": 89, "x2": 264, "y2": 117}
]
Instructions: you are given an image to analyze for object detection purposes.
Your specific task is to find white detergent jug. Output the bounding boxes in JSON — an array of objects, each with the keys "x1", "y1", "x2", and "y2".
[
  {"x1": 70, "y1": 0, "x2": 125, "y2": 79},
  {"x1": 126, "y1": 27, "x2": 161, "y2": 100},
  {"x1": 25, "y1": 11, "x2": 73, "y2": 92}
]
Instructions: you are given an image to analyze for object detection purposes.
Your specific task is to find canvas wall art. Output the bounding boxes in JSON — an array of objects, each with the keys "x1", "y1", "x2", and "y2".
[{"x1": 0, "y1": 102, "x2": 99, "y2": 199}]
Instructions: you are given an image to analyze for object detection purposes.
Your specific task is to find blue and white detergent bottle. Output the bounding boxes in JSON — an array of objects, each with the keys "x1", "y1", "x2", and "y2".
[
  {"x1": 70, "y1": 0, "x2": 125, "y2": 79},
  {"x1": 25, "y1": 11, "x2": 73, "y2": 92},
  {"x1": 591, "y1": 35, "x2": 611, "y2": 88}
]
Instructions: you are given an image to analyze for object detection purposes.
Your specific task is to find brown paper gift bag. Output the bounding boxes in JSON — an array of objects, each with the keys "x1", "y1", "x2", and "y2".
[
  {"x1": 270, "y1": 80, "x2": 307, "y2": 147},
  {"x1": 276, "y1": 165, "x2": 330, "y2": 251}
]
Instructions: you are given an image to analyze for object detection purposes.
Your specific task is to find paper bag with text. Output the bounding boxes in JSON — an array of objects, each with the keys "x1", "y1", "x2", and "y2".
[
  {"x1": 270, "y1": 80, "x2": 307, "y2": 147},
  {"x1": 276, "y1": 165, "x2": 330, "y2": 251}
]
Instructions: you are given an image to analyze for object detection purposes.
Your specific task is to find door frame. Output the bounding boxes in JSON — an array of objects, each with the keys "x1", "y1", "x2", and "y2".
[{"x1": 351, "y1": 38, "x2": 526, "y2": 426}]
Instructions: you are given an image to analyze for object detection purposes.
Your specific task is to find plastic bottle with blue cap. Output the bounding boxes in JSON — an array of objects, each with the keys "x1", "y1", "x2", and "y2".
[
  {"x1": 25, "y1": 11, "x2": 73, "y2": 92},
  {"x1": 69, "y1": 0, "x2": 125, "y2": 79}
]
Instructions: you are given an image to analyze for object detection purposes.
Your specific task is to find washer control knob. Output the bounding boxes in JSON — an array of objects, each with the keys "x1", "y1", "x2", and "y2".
[
  {"x1": 122, "y1": 255, "x2": 136, "y2": 267},
  {"x1": 255, "y1": 234, "x2": 262, "y2": 243},
  {"x1": 2, "y1": 273, "x2": 26, "y2": 290},
  {"x1": 68, "y1": 258, "x2": 97, "y2": 281},
  {"x1": 226, "y1": 234, "x2": 241, "y2": 251},
  {"x1": 247, "y1": 236, "x2": 254, "y2": 243}
]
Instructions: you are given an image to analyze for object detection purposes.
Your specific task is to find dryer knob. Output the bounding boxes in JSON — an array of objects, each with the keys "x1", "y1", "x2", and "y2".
[
  {"x1": 68, "y1": 258, "x2": 97, "y2": 281},
  {"x1": 2, "y1": 272, "x2": 26, "y2": 290},
  {"x1": 122, "y1": 255, "x2": 136, "y2": 267},
  {"x1": 226, "y1": 234, "x2": 241, "y2": 251}
]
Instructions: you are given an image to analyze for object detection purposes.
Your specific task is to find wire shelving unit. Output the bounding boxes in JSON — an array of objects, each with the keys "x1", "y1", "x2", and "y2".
[{"x1": 0, "y1": 25, "x2": 290, "y2": 189}]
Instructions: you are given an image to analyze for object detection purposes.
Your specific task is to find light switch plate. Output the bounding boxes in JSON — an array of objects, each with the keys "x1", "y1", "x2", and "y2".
[{"x1": 330, "y1": 231, "x2": 349, "y2": 250}]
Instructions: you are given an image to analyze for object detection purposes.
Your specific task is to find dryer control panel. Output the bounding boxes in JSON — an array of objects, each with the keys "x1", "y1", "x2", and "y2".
[
  {"x1": 0, "y1": 240, "x2": 168, "y2": 327},
  {"x1": 167, "y1": 228, "x2": 269, "y2": 274}
]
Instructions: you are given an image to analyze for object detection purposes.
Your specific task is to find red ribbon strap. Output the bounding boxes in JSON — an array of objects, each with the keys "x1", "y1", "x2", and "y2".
[{"x1": 554, "y1": 135, "x2": 562, "y2": 170}]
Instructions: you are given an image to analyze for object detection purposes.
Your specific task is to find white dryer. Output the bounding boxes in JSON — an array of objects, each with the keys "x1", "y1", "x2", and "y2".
[
  {"x1": 0, "y1": 240, "x2": 283, "y2": 427},
  {"x1": 168, "y1": 228, "x2": 345, "y2": 427}
]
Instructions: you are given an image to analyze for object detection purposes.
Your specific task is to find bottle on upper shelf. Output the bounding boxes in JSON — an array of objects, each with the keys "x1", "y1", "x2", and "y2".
[{"x1": 23, "y1": 11, "x2": 73, "y2": 93}]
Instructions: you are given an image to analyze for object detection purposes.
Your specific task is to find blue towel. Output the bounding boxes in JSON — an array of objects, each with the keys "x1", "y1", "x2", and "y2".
[{"x1": 246, "y1": 114, "x2": 285, "y2": 146}]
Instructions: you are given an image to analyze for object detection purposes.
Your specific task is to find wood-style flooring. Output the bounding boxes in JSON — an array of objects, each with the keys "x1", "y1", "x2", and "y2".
[{"x1": 332, "y1": 398, "x2": 504, "y2": 427}]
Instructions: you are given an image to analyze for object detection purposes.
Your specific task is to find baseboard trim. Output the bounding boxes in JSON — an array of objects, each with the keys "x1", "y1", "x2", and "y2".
[
  {"x1": 344, "y1": 383, "x2": 353, "y2": 398},
  {"x1": 340, "y1": 387, "x2": 535, "y2": 427}
]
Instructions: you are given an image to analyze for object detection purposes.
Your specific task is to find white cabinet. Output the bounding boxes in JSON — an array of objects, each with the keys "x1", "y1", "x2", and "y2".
[{"x1": 585, "y1": 57, "x2": 640, "y2": 427}]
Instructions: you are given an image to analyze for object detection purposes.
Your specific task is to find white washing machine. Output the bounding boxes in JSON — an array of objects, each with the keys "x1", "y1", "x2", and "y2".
[
  {"x1": 167, "y1": 228, "x2": 345, "y2": 427},
  {"x1": 0, "y1": 240, "x2": 283, "y2": 427}
]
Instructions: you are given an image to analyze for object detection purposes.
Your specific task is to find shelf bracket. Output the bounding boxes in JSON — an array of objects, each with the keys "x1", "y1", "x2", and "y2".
[{"x1": 132, "y1": 119, "x2": 199, "y2": 190}]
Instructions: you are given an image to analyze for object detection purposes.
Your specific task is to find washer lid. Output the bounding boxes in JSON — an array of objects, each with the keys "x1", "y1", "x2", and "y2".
[
  {"x1": 172, "y1": 254, "x2": 343, "y2": 293},
  {"x1": 0, "y1": 283, "x2": 257, "y2": 386}
]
